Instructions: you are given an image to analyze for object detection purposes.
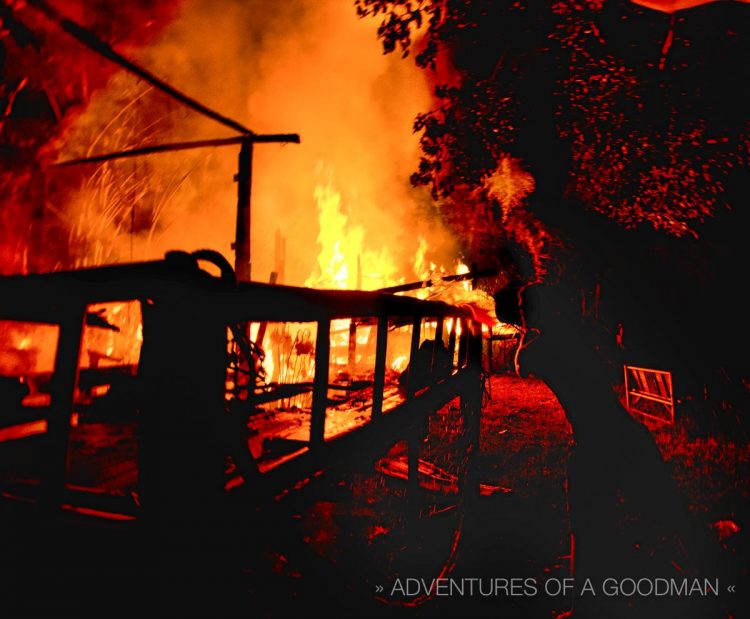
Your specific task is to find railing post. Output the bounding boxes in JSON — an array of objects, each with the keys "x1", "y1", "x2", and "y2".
[
  {"x1": 406, "y1": 316, "x2": 422, "y2": 395},
  {"x1": 347, "y1": 319, "x2": 357, "y2": 369},
  {"x1": 310, "y1": 319, "x2": 330, "y2": 452},
  {"x1": 42, "y1": 306, "x2": 84, "y2": 515},
  {"x1": 448, "y1": 317, "x2": 458, "y2": 369},
  {"x1": 407, "y1": 317, "x2": 422, "y2": 502},
  {"x1": 371, "y1": 314, "x2": 388, "y2": 419}
]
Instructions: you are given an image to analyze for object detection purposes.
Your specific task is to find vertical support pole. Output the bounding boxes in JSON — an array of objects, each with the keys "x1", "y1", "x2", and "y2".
[
  {"x1": 370, "y1": 315, "x2": 388, "y2": 419},
  {"x1": 348, "y1": 319, "x2": 357, "y2": 369},
  {"x1": 448, "y1": 317, "x2": 458, "y2": 370},
  {"x1": 234, "y1": 138, "x2": 253, "y2": 282},
  {"x1": 138, "y1": 294, "x2": 230, "y2": 613},
  {"x1": 407, "y1": 317, "x2": 422, "y2": 500},
  {"x1": 310, "y1": 320, "x2": 330, "y2": 452},
  {"x1": 436, "y1": 316, "x2": 445, "y2": 345},
  {"x1": 42, "y1": 307, "x2": 84, "y2": 514}
]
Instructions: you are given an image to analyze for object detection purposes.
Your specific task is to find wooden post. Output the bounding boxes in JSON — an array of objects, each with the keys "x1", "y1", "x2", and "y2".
[
  {"x1": 310, "y1": 320, "x2": 330, "y2": 452},
  {"x1": 42, "y1": 306, "x2": 85, "y2": 514},
  {"x1": 234, "y1": 138, "x2": 254, "y2": 282},
  {"x1": 370, "y1": 314, "x2": 388, "y2": 419},
  {"x1": 233, "y1": 135, "x2": 300, "y2": 283},
  {"x1": 348, "y1": 319, "x2": 357, "y2": 369}
]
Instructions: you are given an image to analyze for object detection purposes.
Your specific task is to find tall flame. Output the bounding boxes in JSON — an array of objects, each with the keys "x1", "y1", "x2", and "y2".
[{"x1": 305, "y1": 179, "x2": 400, "y2": 291}]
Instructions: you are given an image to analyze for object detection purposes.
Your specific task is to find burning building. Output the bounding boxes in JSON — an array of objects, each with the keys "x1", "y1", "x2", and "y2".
[{"x1": 1, "y1": 0, "x2": 749, "y2": 617}]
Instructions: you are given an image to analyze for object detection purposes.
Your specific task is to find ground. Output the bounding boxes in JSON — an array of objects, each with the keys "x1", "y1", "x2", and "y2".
[
  {"x1": 2, "y1": 374, "x2": 748, "y2": 617},
  {"x1": 272, "y1": 374, "x2": 749, "y2": 618}
]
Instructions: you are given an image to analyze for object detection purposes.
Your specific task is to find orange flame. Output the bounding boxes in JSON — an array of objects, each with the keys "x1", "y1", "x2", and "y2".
[{"x1": 304, "y1": 180, "x2": 401, "y2": 291}]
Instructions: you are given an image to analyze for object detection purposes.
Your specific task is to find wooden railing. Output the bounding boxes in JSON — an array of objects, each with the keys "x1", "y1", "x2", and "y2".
[{"x1": 0, "y1": 250, "x2": 484, "y2": 518}]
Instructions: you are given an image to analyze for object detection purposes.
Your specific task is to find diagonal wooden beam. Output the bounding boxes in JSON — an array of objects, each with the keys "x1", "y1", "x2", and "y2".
[{"x1": 24, "y1": 0, "x2": 253, "y2": 134}]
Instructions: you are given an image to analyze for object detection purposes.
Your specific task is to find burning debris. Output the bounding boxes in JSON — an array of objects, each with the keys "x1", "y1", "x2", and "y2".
[{"x1": 1, "y1": 0, "x2": 471, "y2": 290}]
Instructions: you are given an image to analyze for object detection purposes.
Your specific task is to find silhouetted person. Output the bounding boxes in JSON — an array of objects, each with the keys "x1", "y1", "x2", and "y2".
[{"x1": 513, "y1": 275, "x2": 718, "y2": 618}]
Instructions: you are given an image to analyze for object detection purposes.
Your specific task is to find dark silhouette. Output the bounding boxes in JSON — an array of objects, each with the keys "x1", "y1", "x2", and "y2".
[
  {"x1": 360, "y1": 2, "x2": 749, "y2": 615},
  {"x1": 516, "y1": 277, "x2": 718, "y2": 618}
]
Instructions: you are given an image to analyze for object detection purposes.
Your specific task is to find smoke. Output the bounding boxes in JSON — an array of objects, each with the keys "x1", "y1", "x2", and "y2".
[
  {"x1": 49, "y1": 0, "x2": 457, "y2": 284},
  {"x1": 0, "y1": 0, "x2": 178, "y2": 274}
]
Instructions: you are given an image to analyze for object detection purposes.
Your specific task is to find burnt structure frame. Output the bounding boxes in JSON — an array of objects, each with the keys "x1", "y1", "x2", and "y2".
[{"x1": 0, "y1": 251, "x2": 485, "y2": 525}]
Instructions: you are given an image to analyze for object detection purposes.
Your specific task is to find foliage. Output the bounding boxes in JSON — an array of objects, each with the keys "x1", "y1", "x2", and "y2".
[{"x1": 357, "y1": 0, "x2": 750, "y2": 249}]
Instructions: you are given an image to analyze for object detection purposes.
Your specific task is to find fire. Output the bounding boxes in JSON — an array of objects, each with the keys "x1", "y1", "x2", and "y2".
[
  {"x1": 411, "y1": 236, "x2": 436, "y2": 299},
  {"x1": 2, "y1": 0, "x2": 489, "y2": 315},
  {"x1": 413, "y1": 236, "x2": 430, "y2": 280},
  {"x1": 80, "y1": 302, "x2": 142, "y2": 369},
  {"x1": 456, "y1": 261, "x2": 470, "y2": 291},
  {"x1": 0, "y1": 321, "x2": 60, "y2": 377},
  {"x1": 1, "y1": 0, "x2": 513, "y2": 401},
  {"x1": 263, "y1": 341, "x2": 275, "y2": 385},
  {"x1": 305, "y1": 180, "x2": 401, "y2": 291},
  {"x1": 391, "y1": 354, "x2": 409, "y2": 373},
  {"x1": 5, "y1": 0, "x2": 451, "y2": 288}
]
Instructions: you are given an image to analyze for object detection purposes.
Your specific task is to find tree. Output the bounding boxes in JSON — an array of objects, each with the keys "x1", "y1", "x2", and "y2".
[
  {"x1": 358, "y1": 2, "x2": 749, "y2": 616},
  {"x1": 356, "y1": 0, "x2": 749, "y2": 418}
]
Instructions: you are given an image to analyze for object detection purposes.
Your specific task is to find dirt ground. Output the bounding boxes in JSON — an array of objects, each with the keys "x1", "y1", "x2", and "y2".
[
  {"x1": 279, "y1": 373, "x2": 750, "y2": 618},
  {"x1": 425, "y1": 374, "x2": 749, "y2": 618},
  {"x1": 7, "y1": 372, "x2": 747, "y2": 617}
]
